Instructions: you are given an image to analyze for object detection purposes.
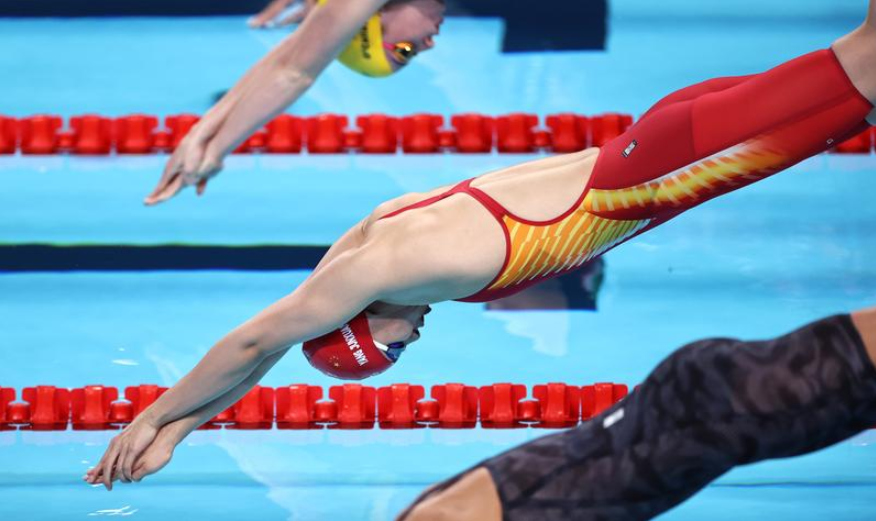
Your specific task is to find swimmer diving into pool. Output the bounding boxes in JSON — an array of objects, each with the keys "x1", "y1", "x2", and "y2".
[
  {"x1": 144, "y1": 0, "x2": 445, "y2": 204},
  {"x1": 88, "y1": 0, "x2": 876, "y2": 497},
  {"x1": 397, "y1": 308, "x2": 876, "y2": 520}
]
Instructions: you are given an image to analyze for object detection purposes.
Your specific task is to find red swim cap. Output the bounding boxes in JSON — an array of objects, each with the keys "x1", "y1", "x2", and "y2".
[{"x1": 302, "y1": 312, "x2": 395, "y2": 380}]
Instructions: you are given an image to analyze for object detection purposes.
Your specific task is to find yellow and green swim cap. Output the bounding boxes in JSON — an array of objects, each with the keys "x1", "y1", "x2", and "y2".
[{"x1": 317, "y1": 0, "x2": 394, "y2": 77}]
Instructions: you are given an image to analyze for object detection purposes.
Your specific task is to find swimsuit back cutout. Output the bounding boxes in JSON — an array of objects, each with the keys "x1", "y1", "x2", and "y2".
[
  {"x1": 376, "y1": 176, "x2": 656, "y2": 304},
  {"x1": 378, "y1": 179, "x2": 503, "y2": 222},
  {"x1": 458, "y1": 171, "x2": 656, "y2": 303}
]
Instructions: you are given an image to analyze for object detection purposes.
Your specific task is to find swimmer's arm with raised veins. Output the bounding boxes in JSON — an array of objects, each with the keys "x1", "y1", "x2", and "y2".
[
  {"x1": 90, "y1": 242, "x2": 401, "y2": 488},
  {"x1": 86, "y1": 346, "x2": 290, "y2": 486},
  {"x1": 140, "y1": 245, "x2": 395, "y2": 430},
  {"x1": 145, "y1": 0, "x2": 391, "y2": 205}
]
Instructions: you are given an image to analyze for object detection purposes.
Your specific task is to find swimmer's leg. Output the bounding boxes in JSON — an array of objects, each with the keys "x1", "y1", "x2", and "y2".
[
  {"x1": 401, "y1": 313, "x2": 876, "y2": 521},
  {"x1": 646, "y1": 2, "x2": 876, "y2": 126},
  {"x1": 833, "y1": 0, "x2": 876, "y2": 112},
  {"x1": 588, "y1": 31, "x2": 874, "y2": 223},
  {"x1": 637, "y1": 75, "x2": 753, "y2": 122}
]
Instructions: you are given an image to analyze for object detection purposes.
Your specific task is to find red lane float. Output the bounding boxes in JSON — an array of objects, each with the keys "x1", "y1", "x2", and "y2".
[
  {"x1": 354, "y1": 114, "x2": 399, "y2": 153},
  {"x1": 229, "y1": 385, "x2": 275, "y2": 429},
  {"x1": 115, "y1": 115, "x2": 159, "y2": 154},
  {"x1": 21, "y1": 386, "x2": 70, "y2": 430},
  {"x1": 450, "y1": 114, "x2": 494, "y2": 153},
  {"x1": 590, "y1": 113, "x2": 634, "y2": 148},
  {"x1": 0, "y1": 117, "x2": 18, "y2": 154},
  {"x1": 276, "y1": 384, "x2": 323, "y2": 429},
  {"x1": 3, "y1": 380, "x2": 841, "y2": 432},
  {"x1": 70, "y1": 115, "x2": 113, "y2": 155},
  {"x1": 0, "y1": 388, "x2": 15, "y2": 430},
  {"x1": 581, "y1": 383, "x2": 628, "y2": 421},
  {"x1": 202, "y1": 406, "x2": 235, "y2": 430},
  {"x1": 496, "y1": 113, "x2": 539, "y2": 153},
  {"x1": 125, "y1": 384, "x2": 168, "y2": 419},
  {"x1": 378, "y1": 383, "x2": 425, "y2": 429},
  {"x1": 401, "y1": 114, "x2": 444, "y2": 153},
  {"x1": 71, "y1": 385, "x2": 118, "y2": 429},
  {"x1": 546, "y1": 114, "x2": 590, "y2": 153},
  {"x1": 831, "y1": 127, "x2": 874, "y2": 154},
  {"x1": 307, "y1": 114, "x2": 349, "y2": 154},
  {"x1": 329, "y1": 384, "x2": 377, "y2": 429},
  {"x1": 20, "y1": 115, "x2": 63, "y2": 155},
  {"x1": 428, "y1": 383, "x2": 478, "y2": 428},
  {"x1": 479, "y1": 383, "x2": 527, "y2": 428},
  {"x1": 164, "y1": 114, "x2": 200, "y2": 151},
  {"x1": 531, "y1": 383, "x2": 581, "y2": 428},
  {"x1": 234, "y1": 129, "x2": 268, "y2": 154},
  {"x1": 266, "y1": 115, "x2": 304, "y2": 153},
  {"x1": 5, "y1": 112, "x2": 876, "y2": 156}
]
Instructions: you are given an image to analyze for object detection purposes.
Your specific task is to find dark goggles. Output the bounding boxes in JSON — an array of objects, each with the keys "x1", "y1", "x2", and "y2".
[
  {"x1": 384, "y1": 41, "x2": 418, "y2": 65},
  {"x1": 382, "y1": 341, "x2": 407, "y2": 363}
]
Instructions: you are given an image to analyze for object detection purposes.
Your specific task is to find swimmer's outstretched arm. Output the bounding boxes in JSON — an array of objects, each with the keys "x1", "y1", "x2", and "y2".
[
  {"x1": 88, "y1": 233, "x2": 464, "y2": 489},
  {"x1": 145, "y1": 0, "x2": 390, "y2": 206},
  {"x1": 160, "y1": 250, "x2": 391, "y2": 415},
  {"x1": 86, "y1": 246, "x2": 388, "y2": 489},
  {"x1": 84, "y1": 350, "x2": 286, "y2": 485},
  {"x1": 85, "y1": 346, "x2": 290, "y2": 486}
]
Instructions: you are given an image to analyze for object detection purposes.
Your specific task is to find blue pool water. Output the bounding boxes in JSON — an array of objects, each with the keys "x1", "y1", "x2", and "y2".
[{"x1": 2, "y1": 4, "x2": 876, "y2": 519}]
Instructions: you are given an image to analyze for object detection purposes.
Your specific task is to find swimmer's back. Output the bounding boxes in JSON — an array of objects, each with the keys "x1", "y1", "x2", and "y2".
[{"x1": 362, "y1": 147, "x2": 600, "y2": 235}]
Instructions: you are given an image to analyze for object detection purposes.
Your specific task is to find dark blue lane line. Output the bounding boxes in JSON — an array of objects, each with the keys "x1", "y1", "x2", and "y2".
[
  {"x1": 0, "y1": 0, "x2": 609, "y2": 53},
  {"x1": 0, "y1": 0, "x2": 265, "y2": 16},
  {"x1": 0, "y1": 244, "x2": 329, "y2": 272}
]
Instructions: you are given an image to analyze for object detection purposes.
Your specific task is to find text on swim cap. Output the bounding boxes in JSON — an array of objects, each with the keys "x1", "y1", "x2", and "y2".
[
  {"x1": 340, "y1": 323, "x2": 369, "y2": 366},
  {"x1": 359, "y1": 27, "x2": 372, "y2": 59}
]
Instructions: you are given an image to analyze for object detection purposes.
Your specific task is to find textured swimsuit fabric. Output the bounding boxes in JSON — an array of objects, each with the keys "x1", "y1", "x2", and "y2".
[{"x1": 483, "y1": 314, "x2": 876, "y2": 520}]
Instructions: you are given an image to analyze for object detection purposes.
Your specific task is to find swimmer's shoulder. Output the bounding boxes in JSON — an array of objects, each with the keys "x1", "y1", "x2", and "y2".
[
  {"x1": 361, "y1": 183, "x2": 457, "y2": 235},
  {"x1": 361, "y1": 189, "x2": 505, "y2": 294}
]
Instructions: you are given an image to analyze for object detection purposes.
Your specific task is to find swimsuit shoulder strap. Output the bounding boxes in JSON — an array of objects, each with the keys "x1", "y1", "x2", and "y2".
[
  {"x1": 378, "y1": 179, "x2": 473, "y2": 221},
  {"x1": 378, "y1": 178, "x2": 508, "y2": 225},
  {"x1": 462, "y1": 181, "x2": 507, "y2": 221}
]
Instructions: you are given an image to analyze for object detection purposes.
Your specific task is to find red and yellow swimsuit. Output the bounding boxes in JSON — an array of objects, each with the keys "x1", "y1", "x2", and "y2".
[{"x1": 383, "y1": 49, "x2": 872, "y2": 303}]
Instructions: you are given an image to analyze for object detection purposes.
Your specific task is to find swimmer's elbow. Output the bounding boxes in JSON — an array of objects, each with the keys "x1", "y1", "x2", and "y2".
[
  {"x1": 227, "y1": 325, "x2": 283, "y2": 362},
  {"x1": 274, "y1": 64, "x2": 316, "y2": 93},
  {"x1": 229, "y1": 335, "x2": 272, "y2": 366},
  {"x1": 245, "y1": 332, "x2": 295, "y2": 361}
]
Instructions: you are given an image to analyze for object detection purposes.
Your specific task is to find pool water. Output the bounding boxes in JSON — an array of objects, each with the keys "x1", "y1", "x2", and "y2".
[{"x1": 2, "y1": 5, "x2": 876, "y2": 520}]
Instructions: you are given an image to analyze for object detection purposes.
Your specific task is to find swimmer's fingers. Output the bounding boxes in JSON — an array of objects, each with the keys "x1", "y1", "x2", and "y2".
[
  {"x1": 146, "y1": 160, "x2": 217, "y2": 205},
  {"x1": 146, "y1": 132, "x2": 205, "y2": 205},
  {"x1": 145, "y1": 150, "x2": 185, "y2": 205},
  {"x1": 99, "y1": 438, "x2": 122, "y2": 491},
  {"x1": 190, "y1": 148, "x2": 223, "y2": 197},
  {"x1": 115, "y1": 444, "x2": 132, "y2": 484},
  {"x1": 120, "y1": 442, "x2": 139, "y2": 483},
  {"x1": 84, "y1": 465, "x2": 101, "y2": 484},
  {"x1": 131, "y1": 443, "x2": 174, "y2": 483},
  {"x1": 132, "y1": 460, "x2": 150, "y2": 483},
  {"x1": 279, "y1": 0, "x2": 316, "y2": 25},
  {"x1": 248, "y1": 0, "x2": 298, "y2": 28},
  {"x1": 145, "y1": 173, "x2": 185, "y2": 206}
]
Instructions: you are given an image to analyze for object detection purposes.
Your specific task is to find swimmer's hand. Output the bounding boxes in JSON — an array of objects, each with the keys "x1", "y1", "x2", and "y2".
[
  {"x1": 128, "y1": 426, "x2": 177, "y2": 483},
  {"x1": 84, "y1": 423, "x2": 178, "y2": 488},
  {"x1": 248, "y1": 0, "x2": 317, "y2": 29},
  {"x1": 145, "y1": 125, "x2": 223, "y2": 206},
  {"x1": 84, "y1": 416, "x2": 159, "y2": 491}
]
